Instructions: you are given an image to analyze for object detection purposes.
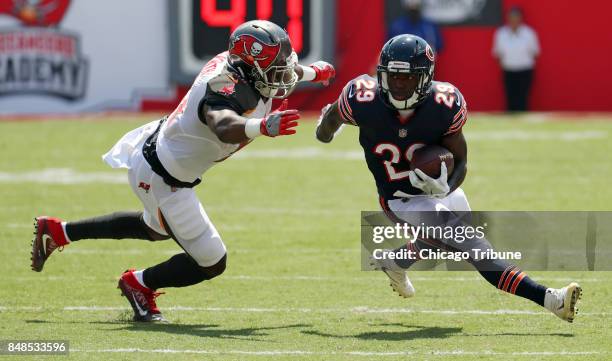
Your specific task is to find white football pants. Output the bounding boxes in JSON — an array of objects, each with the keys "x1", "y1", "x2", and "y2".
[
  {"x1": 385, "y1": 188, "x2": 471, "y2": 216},
  {"x1": 126, "y1": 149, "x2": 227, "y2": 267}
]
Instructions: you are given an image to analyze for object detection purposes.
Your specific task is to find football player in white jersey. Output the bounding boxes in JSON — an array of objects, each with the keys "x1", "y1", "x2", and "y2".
[{"x1": 30, "y1": 20, "x2": 335, "y2": 322}]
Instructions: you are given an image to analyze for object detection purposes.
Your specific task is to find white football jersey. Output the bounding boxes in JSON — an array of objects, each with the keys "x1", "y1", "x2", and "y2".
[{"x1": 156, "y1": 52, "x2": 272, "y2": 183}]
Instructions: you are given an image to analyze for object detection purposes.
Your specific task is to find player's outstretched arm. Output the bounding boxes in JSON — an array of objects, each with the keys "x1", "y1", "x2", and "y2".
[
  {"x1": 441, "y1": 129, "x2": 467, "y2": 193},
  {"x1": 296, "y1": 62, "x2": 335, "y2": 86},
  {"x1": 315, "y1": 102, "x2": 344, "y2": 143},
  {"x1": 204, "y1": 100, "x2": 300, "y2": 144}
]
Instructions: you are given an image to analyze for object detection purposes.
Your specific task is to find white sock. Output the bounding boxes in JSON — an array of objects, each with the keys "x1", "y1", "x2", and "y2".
[
  {"x1": 133, "y1": 270, "x2": 148, "y2": 288},
  {"x1": 60, "y1": 222, "x2": 71, "y2": 243}
]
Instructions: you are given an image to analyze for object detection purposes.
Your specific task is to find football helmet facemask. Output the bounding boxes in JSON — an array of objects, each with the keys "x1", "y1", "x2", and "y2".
[
  {"x1": 377, "y1": 34, "x2": 435, "y2": 110},
  {"x1": 228, "y1": 20, "x2": 298, "y2": 99}
]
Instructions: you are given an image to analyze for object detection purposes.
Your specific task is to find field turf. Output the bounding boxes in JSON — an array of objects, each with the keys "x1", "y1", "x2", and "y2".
[{"x1": 0, "y1": 113, "x2": 611, "y2": 360}]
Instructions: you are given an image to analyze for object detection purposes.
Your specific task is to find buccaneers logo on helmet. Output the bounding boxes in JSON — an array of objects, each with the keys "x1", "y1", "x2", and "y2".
[
  {"x1": 229, "y1": 34, "x2": 280, "y2": 71},
  {"x1": 227, "y1": 20, "x2": 297, "y2": 99}
]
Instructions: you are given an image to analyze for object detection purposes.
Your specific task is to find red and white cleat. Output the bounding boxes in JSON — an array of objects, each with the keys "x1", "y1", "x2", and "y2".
[
  {"x1": 118, "y1": 269, "x2": 166, "y2": 322},
  {"x1": 31, "y1": 216, "x2": 70, "y2": 272}
]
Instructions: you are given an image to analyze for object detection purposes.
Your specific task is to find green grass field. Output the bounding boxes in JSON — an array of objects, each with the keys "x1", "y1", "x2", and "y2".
[{"x1": 1, "y1": 113, "x2": 611, "y2": 360}]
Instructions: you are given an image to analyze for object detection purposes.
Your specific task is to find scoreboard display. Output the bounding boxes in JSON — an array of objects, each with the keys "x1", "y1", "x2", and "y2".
[{"x1": 169, "y1": 0, "x2": 335, "y2": 84}]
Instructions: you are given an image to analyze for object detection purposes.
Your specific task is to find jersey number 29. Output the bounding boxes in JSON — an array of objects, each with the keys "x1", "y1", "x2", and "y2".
[
  {"x1": 355, "y1": 79, "x2": 376, "y2": 102},
  {"x1": 434, "y1": 83, "x2": 457, "y2": 109},
  {"x1": 374, "y1": 143, "x2": 424, "y2": 181}
]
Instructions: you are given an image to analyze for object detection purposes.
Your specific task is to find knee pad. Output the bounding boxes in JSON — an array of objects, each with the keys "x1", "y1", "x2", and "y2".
[
  {"x1": 162, "y1": 200, "x2": 208, "y2": 240},
  {"x1": 199, "y1": 254, "x2": 227, "y2": 280},
  {"x1": 180, "y1": 228, "x2": 227, "y2": 268},
  {"x1": 159, "y1": 199, "x2": 226, "y2": 267}
]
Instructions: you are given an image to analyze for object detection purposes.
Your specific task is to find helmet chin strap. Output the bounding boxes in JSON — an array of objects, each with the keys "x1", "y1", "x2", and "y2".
[
  {"x1": 381, "y1": 72, "x2": 419, "y2": 110},
  {"x1": 255, "y1": 82, "x2": 294, "y2": 99},
  {"x1": 253, "y1": 52, "x2": 298, "y2": 99},
  {"x1": 389, "y1": 92, "x2": 418, "y2": 110}
]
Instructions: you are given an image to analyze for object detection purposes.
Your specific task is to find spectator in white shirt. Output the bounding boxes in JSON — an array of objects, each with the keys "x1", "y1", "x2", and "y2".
[{"x1": 493, "y1": 7, "x2": 540, "y2": 112}]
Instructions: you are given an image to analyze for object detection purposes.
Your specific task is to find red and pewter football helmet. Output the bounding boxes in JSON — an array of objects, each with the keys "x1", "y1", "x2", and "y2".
[{"x1": 228, "y1": 20, "x2": 298, "y2": 99}]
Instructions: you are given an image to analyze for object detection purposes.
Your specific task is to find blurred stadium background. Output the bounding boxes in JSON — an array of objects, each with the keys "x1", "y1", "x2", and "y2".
[
  {"x1": 1, "y1": 0, "x2": 611, "y2": 114},
  {"x1": 1, "y1": 0, "x2": 611, "y2": 359}
]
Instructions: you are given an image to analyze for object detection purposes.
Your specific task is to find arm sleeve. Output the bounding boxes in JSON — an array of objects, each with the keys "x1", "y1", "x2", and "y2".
[
  {"x1": 337, "y1": 81, "x2": 359, "y2": 126},
  {"x1": 443, "y1": 89, "x2": 468, "y2": 136},
  {"x1": 198, "y1": 73, "x2": 260, "y2": 122},
  {"x1": 203, "y1": 88, "x2": 245, "y2": 114},
  {"x1": 336, "y1": 75, "x2": 378, "y2": 127}
]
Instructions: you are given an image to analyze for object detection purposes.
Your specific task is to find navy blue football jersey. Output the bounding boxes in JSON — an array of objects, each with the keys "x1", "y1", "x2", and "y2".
[{"x1": 337, "y1": 74, "x2": 467, "y2": 200}]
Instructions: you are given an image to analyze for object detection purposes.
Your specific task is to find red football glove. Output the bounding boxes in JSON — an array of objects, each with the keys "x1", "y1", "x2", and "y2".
[
  {"x1": 309, "y1": 61, "x2": 336, "y2": 86},
  {"x1": 260, "y1": 100, "x2": 300, "y2": 137}
]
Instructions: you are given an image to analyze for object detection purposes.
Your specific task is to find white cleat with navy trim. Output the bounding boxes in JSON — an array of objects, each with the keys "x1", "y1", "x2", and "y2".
[
  {"x1": 370, "y1": 256, "x2": 415, "y2": 298},
  {"x1": 544, "y1": 282, "x2": 582, "y2": 323}
]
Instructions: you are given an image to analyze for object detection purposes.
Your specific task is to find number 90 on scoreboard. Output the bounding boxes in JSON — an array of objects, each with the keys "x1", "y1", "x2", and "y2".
[{"x1": 169, "y1": 0, "x2": 335, "y2": 84}]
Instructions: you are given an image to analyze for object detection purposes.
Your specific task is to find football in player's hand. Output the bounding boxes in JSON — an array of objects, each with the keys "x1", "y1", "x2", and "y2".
[{"x1": 410, "y1": 145, "x2": 454, "y2": 178}]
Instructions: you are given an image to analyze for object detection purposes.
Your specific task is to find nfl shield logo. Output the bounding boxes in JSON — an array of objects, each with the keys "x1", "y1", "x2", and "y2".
[{"x1": 399, "y1": 129, "x2": 408, "y2": 138}]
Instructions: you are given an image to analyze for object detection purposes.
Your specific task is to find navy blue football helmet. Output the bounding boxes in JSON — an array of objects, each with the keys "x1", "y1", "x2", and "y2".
[{"x1": 377, "y1": 34, "x2": 435, "y2": 109}]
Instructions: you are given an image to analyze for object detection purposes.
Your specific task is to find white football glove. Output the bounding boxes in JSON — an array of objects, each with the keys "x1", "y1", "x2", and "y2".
[{"x1": 408, "y1": 162, "x2": 450, "y2": 198}]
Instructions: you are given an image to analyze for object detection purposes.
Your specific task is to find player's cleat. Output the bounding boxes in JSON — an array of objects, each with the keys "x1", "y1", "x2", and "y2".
[
  {"x1": 369, "y1": 256, "x2": 415, "y2": 298},
  {"x1": 31, "y1": 216, "x2": 70, "y2": 272},
  {"x1": 118, "y1": 269, "x2": 166, "y2": 322},
  {"x1": 544, "y1": 282, "x2": 582, "y2": 323}
]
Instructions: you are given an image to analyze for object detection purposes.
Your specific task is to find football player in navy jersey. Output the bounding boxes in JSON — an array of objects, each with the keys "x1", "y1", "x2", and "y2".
[{"x1": 316, "y1": 34, "x2": 581, "y2": 322}]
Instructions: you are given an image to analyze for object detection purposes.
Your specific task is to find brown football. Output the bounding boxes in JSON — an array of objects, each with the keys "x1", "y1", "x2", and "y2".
[{"x1": 410, "y1": 145, "x2": 454, "y2": 178}]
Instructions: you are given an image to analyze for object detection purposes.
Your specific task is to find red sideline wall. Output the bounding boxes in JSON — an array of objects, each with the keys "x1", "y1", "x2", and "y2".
[
  {"x1": 284, "y1": 0, "x2": 385, "y2": 112},
  {"x1": 144, "y1": 0, "x2": 612, "y2": 112},
  {"x1": 290, "y1": 0, "x2": 612, "y2": 112},
  {"x1": 439, "y1": 0, "x2": 612, "y2": 111}
]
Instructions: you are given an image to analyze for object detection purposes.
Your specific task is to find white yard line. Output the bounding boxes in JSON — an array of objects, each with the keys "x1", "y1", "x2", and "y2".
[
  {"x1": 0, "y1": 305, "x2": 606, "y2": 317},
  {"x1": 206, "y1": 205, "x2": 357, "y2": 215},
  {"x1": 0, "y1": 306, "x2": 42, "y2": 311},
  {"x1": 233, "y1": 147, "x2": 363, "y2": 160},
  {"x1": 0, "y1": 168, "x2": 127, "y2": 184},
  {"x1": 6, "y1": 223, "x2": 33, "y2": 229},
  {"x1": 0, "y1": 129, "x2": 607, "y2": 184},
  {"x1": 45, "y1": 248, "x2": 359, "y2": 255},
  {"x1": 465, "y1": 130, "x2": 607, "y2": 141},
  {"x1": 68, "y1": 348, "x2": 606, "y2": 356},
  {"x1": 11, "y1": 274, "x2": 604, "y2": 283}
]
